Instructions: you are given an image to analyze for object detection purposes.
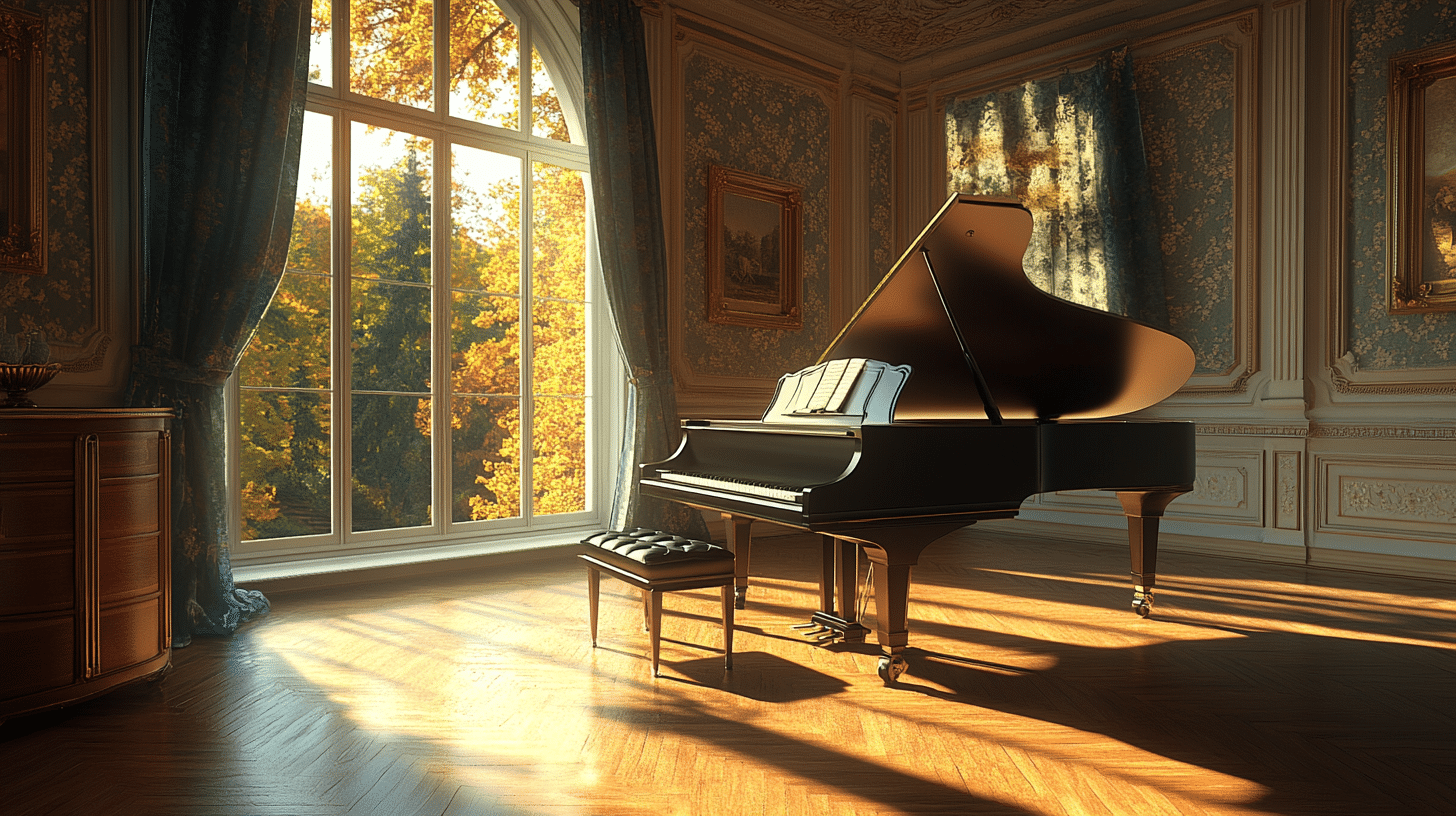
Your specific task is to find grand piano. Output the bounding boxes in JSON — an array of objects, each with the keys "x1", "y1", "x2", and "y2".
[{"x1": 641, "y1": 194, "x2": 1197, "y2": 683}]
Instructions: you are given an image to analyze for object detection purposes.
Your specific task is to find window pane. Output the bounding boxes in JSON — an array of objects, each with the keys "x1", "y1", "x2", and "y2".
[
  {"x1": 240, "y1": 390, "x2": 331, "y2": 539},
  {"x1": 532, "y1": 396, "x2": 586, "y2": 515},
  {"x1": 531, "y1": 298, "x2": 583, "y2": 396},
  {"x1": 352, "y1": 279, "x2": 431, "y2": 392},
  {"x1": 449, "y1": 1, "x2": 519, "y2": 129},
  {"x1": 309, "y1": 0, "x2": 332, "y2": 86},
  {"x1": 352, "y1": 123, "x2": 432, "y2": 284},
  {"x1": 450, "y1": 397, "x2": 520, "y2": 521},
  {"x1": 350, "y1": 0, "x2": 433, "y2": 110},
  {"x1": 352, "y1": 394, "x2": 432, "y2": 531},
  {"x1": 531, "y1": 162, "x2": 586, "y2": 300},
  {"x1": 240, "y1": 272, "x2": 331, "y2": 389},
  {"x1": 451, "y1": 144, "x2": 521, "y2": 292},
  {"x1": 530, "y1": 46, "x2": 571, "y2": 142},
  {"x1": 452, "y1": 291, "x2": 519, "y2": 395}
]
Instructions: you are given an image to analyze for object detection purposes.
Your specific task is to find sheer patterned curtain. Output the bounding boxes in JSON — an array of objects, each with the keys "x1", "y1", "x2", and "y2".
[
  {"x1": 580, "y1": 0, "x2": 708, "y2": 538},
  {"x1": 945, "y1": 47, "x2": 1168, "y2": 327},
  {"x1": 128, "y1": 0, "x2": 311, "y2": 646}
]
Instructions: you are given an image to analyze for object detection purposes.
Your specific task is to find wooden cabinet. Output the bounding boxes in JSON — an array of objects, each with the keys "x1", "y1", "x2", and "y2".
[{"x1": 0, "y1": 409, "x2": 172, "y2": 722}]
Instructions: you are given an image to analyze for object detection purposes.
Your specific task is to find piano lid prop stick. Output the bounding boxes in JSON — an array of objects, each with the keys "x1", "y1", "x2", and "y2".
[{"x1": 920, "y1": 248, "x2": 1003, "y2": 425}]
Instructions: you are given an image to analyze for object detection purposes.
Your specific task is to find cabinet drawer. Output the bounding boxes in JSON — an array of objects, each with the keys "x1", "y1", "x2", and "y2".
[
  {"x1": 99, "y1": 432, "x2": 161, "y2": 478},
  {"x1": 0, "y1": 485, "x2": 74, "y2": 540},
  {"x1": 0, "y1": 616, "x2": 76, "y2": 700},
  {"x1": 99, "y1": 598, "x2": 163, "y2": 673},
  {"x1": 99, "y1": 534, "x2": 161, "y2": 603},
  {"x1": 0, "y1": 438, "x2": 74, "y2": 484},
  {"x1": 0, "y1": 547, "x2": 74, "y2": 616},
  {"x1": 99, "y1": 477, "x2": 160, "y2": 539}
]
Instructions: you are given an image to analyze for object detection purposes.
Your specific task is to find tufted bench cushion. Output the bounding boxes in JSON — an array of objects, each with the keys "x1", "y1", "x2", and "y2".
[{"x1": 580, "y1": 528, "x2": 735, "y2": 581}]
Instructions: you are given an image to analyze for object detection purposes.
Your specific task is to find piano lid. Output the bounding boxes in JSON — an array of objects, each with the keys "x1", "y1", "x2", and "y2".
[{"x1": 820, "y1": 194, "x2": 1195, "y2": 422}]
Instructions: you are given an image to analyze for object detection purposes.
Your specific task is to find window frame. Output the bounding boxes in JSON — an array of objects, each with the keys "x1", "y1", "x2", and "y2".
[{"x1": 227, "y1": 0, "x2": 621, "y2": 570}]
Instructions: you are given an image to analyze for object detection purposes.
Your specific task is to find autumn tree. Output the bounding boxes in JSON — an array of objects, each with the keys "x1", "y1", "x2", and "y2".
[{"x1": 237, "y1": 0, "x2": 587, "y2": 539}]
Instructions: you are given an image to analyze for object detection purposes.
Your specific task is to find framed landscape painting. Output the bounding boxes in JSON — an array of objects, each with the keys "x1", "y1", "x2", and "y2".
[
  {"x1": 1388, "y1": 41, "x2": 1456, "y2": 313},
  {"x1": 706, "y1": 164, "x2": 802, "y2": 329}
]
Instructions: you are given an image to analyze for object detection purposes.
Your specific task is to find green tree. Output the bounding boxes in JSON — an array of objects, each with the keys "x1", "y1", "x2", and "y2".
[{"x1": 239, "y1": 1, "x2": 584, "y2": 539}]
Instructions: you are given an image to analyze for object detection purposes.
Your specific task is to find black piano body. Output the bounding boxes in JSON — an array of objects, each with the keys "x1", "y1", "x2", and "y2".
[{"x1": 641, "y1": 194, "x2": 1196, "y2": 683}]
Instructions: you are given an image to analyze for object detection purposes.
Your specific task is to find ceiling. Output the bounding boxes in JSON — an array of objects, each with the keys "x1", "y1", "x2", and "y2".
[{"x1": 738, "y1": 0, "x2": 1124, "y2": 63}]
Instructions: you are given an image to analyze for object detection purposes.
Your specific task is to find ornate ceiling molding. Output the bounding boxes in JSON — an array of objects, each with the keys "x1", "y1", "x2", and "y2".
[{"x1": 740, "y1": 0, "x2": 1113, "y2": 62}]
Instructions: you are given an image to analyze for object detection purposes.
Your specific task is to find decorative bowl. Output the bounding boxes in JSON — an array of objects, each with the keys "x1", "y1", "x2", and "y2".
[{"x1": 0, "y1": 363, "x2": 62, "y2": 408}]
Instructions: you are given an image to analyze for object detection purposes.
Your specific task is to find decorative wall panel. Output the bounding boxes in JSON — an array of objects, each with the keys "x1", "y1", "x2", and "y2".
[
  {"x1": 1318, "y1": 456, "x2": 1456, "y2": 543},
  {"x1": 1340, "y1": 1, "x2": 1456, "y2": 377},
  {"x1": 1133, "y1": 13, "x2": 1258, "y2": 391},
  {"x1": 1170, "y1": 450, "x2": 1262, "y2": 525},
  {"x1": 1275, "y1": 451, "x2": 1302, "y2": 531},
  {"x1": 0, "y1": 0, "x2": 109, "y2": 370},
  {"x1": 678, "y1": 39, "x2": 834, "y2": 383}
]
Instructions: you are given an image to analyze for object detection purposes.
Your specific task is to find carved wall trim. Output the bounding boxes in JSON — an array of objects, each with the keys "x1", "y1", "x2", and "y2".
[
  {"x1": 1191, "y1": 466, "x2": 1249, "y2": 508},
  {"x1": 1275, "y1": 450, "x2": 1301, "y2": 530},
  {"x1": 1196, "y1": 424, "x2": 1308, "y2": 437},
  {"x1": 1341, "y1": 479, "x2": 1456, "y2": 524},
  {"x1": 1308, "y1": 424, "x2": 1456, "y2": 441},
  {"x1": 1316, "y1": 454, "x2": 1456, "y2": 543},
  {"x1": 1327, "y1": 353, "x2": 1456, "y2": 395},
  {"x1": 1194, "y1": 423, "x2": 1456, "y2": 440}
]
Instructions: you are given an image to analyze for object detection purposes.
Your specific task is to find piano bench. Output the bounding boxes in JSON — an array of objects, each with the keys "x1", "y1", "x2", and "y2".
[{"x1": 579, "y1": 529, "x2": 736, "y2": 677}]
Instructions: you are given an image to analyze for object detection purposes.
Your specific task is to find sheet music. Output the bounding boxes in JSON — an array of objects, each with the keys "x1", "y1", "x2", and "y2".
[{"x1": 763, "y1": 358, "x2": 911, "y2": 425}]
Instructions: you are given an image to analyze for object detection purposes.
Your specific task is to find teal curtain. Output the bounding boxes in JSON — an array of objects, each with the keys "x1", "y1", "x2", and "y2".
[
  {"x1": 945, "y1": 48, "x2": 1168, "y2": 327},
  {"x1": 581, "y1": 0, "x2": 708, "y2": 538},
  {"x1": 128, "y1": 0, "x2": 312, "y2": 646}
]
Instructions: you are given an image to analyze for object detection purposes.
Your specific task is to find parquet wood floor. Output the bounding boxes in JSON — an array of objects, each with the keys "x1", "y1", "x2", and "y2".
[{"x1": 3, "y1": 523, "x2": 1455, "y2": 815}]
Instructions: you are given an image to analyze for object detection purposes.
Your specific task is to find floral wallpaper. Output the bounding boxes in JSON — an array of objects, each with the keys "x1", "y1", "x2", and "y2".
[
  {"x1": 868, "y1": 115, "x2": 894, "y2": 282},
  {"x1": 0, "y1": 0, "x2": 100, "y2": 362},
  {"x1": 1347, "y1": 0, "x2": 1456, "y2": 371},
  {"x1": 682, "y1": 48, "x2": 832, "y2": 379},
  {"x1": 1134, "y1": 43, "x2": 1237, "y2": 376}
]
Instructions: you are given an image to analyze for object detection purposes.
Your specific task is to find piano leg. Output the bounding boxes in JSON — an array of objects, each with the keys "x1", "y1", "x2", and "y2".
[
  {"x1": 1116, "y1": 486, "x2": 1192, "y2": 618},
  {"x1": 722, "y1": 514, "x2": 753, "y2": 609},
  {"x1": 848, "y1": 522, "x2": 970, "y2": 684}
]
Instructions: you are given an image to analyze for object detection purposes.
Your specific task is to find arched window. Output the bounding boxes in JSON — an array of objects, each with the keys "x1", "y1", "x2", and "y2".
[{"x1": 230, "y1": 0, "x2": 611, "y2": 561}]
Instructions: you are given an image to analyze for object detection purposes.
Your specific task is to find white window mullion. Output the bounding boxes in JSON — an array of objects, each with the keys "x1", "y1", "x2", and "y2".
[
  {"x1": 335, "y1": 112, "x2": 353, "y2": 544},
  {"x1": 433, "y1": 133, "x2": 451, "y2": 535},
  {"x1": 519, "y1": 151, "x2": 534, "y2": 521}
]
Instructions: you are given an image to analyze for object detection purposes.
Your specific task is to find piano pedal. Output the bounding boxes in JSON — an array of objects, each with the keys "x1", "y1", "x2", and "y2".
[
  {"x1": 815, "y1": 631, "x2": 841, "y2": 644},
  {"x1": 791, "y1": 621, "x2": 821, "y2": 630}
]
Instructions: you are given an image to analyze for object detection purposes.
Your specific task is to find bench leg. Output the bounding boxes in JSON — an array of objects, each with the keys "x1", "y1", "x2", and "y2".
[
  {"x1": 721, "y1": 584, "x2": 734, "y2": 671},
  {"x1": 587, "y1": 564, "x2": 600, "y2": 646},
  {"x1": 648, "y1": 589, "x2": 664, "y2": 677}
]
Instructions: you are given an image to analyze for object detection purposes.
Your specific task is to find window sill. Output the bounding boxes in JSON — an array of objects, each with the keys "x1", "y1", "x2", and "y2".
[{"x1": 232, "y1": 528, "x2": 590, "y2": 594}]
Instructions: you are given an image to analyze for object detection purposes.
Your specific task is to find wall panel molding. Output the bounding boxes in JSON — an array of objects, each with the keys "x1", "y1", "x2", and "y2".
[{"x1": 1316, "y1": 454, "x2": 1456, "y2": 543}]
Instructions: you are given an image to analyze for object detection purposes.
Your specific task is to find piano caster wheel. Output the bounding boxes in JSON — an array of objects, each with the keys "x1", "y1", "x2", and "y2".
[
  {"x1": 877, "y1": 655, "x2": 907, "y2": 684},
  {"x1": 1132, "y1": 587, "x2": 1154, "y2": 618},
  {"x1": 733, "y1": 587, "x2": 747, "y2": 610}
]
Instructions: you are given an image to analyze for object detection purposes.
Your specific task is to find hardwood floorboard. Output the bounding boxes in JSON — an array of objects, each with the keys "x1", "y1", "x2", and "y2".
[{"x1": 3, "y1": 524, "x2": 1456, "y2": 814}]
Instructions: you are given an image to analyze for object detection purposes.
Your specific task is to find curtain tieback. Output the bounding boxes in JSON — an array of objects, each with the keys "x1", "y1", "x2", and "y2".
[{"x1": 130, "y1": 346, "x2": 234, "y2": 388}]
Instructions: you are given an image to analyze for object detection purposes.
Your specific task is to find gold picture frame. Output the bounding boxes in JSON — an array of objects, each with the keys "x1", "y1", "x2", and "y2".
[
  {"x1": 0, "y1": 6, "x2": 43, "y2": 276},
  {"x1": 1388, "y1": 41, "x2": 1456, "y2": 313},
  {"x1": 706, "y1": 165, "x2": 802, "y2": 330}
]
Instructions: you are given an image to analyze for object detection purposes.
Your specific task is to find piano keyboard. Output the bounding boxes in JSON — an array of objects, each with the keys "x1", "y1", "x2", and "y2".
[{"x1": 659, "y1": 471, "x2": 803, "y2": 502}]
